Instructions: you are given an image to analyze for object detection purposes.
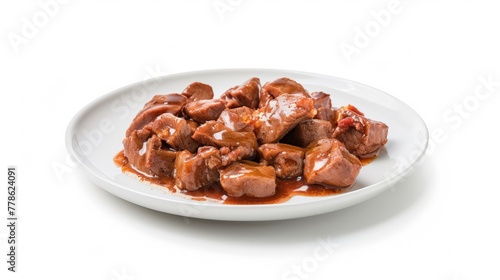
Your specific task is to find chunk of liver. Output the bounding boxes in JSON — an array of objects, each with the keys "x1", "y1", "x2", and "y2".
[
  {"x1": 144, "y1": 135, "x2": 177, "y2": 177},
  {"x1": 314, "y1": 107, "x2": 337, "y2": 127},
  {"x1": 303, "y1": 138, "x2": 361, "y2": 187},
  {"x1": 219, "y1": 161, "x2": 276, "y2": 197},
  {"x1": 126, "y1": 93, "x2": 187, "y2": 137},
  {"x1": 181, "y1": 82, "x2": 214, "y2": 101},
  {"x1": 174, "y1": 146, "x2": 222, "y2": 191},
  {"x1": 282, "y1": 119, "x2": 333, "y2": 147},
  {"x1": 123, "y1": 132, "x2": 176, "y2": 177},
  {"x1": 310, "y1": 91, "x2": 332, "y2": 109},
  {"x1": 144, "y1": 113, "x2": 199, "y2": 153},
  {"x1": 259, "y1": 77, "x2": 310, "y2": 108},
  {"x1": 192, "y1": 121, "x2": 258, "y2": 166},
  {"x1": 217, "y1": 106, "x2": 255, "y2": 132},
  {"x1": 333, "y1": 105, "x2": 388, "y2": 158},
  {"x1": 254, "y1": 93, "x2": 316, "y2": 144},
  {"x1": 258, "y1": 143, "x2": 305, "y2": 179},
  {"x1": 221, "y1": 77, "x2": 261, "y2": 109},
  {"x1": 184, "y1": 99, "x2": 226, "y2": 123}
]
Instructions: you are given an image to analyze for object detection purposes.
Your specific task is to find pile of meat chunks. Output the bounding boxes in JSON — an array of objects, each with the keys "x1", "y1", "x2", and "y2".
[{"x1": 122, "y1": 77, "x2": 388, "y2": 198}]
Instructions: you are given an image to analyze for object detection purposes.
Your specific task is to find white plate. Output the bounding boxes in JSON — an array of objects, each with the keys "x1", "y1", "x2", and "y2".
[{"x1": 66, "y1": 69, "x2": 428, "y2": 221}]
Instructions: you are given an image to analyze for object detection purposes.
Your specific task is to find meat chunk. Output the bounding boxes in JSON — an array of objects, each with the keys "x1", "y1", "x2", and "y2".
[
  {"x1": 126, "y1": 93, "x2": 187, "y2": 137},
  {"x1": 217, "y1": 106, "x2": 255, "y2": 132},
  {"x1": 314, "y1": 107, "x2": 337, "y2": 127},
  {"x1": 258, "y1": 143, "x2": 305, "y2": 179},
  {"x1": 141, "y1": 93, "x2": 187, "y2": 112},
  {"x1": 254, "y1": 93, "x2": 317, "y2": 144},
  {"x1": 259, "y1": 77, "x2": 310, "y2": 107},
  {"x1": 221, "y1": 77, "x2": 261, "y2": 109},
  {"x1": 119, "y1": 77, "x2": 389, "y2": 201},
  {"x1": 219, "y1": 161, "x2": 276, "y2": 197},
  {"x1": 122, "y1": 129, "x2": 149, "y2": 174},
  {"x1": 310, "y1": 91, "x2": 332, "y2": 109},
  {"x1": 181, "y1": 82, "x2": 214, "y2": 101},
  {"x1": 333, "y1": 105, "x2": 388, "y2": 158},
  {"x1": 192, "y1": 121, "x2": 258, "y2": 166},
  {"x1": 174, "y1": 146, "x2": 222, "y2": 191},
  {"x1": 123, "y1": 132, "x2": 176, "y2": 177},
  {"x1": 123, "y1": 112, "x2": 198, "y2": 176},
  {"x1": 143, "y1": 113, "x2": 199, "y2": 153},
  {"x1": 183, "y1": 99, "x2": 226, "y2": 123},
  {"x1": 303, "y1": 139, "x2": 361, "y2": 188},
  {"x1": 282, "y1": 119, "x2": 333, "y2": 147},
  {"x1": 144, "y1": 135, "x2": 177, "y2": 177}
]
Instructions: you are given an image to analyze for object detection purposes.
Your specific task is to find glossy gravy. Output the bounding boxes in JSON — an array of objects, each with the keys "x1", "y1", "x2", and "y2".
[{"x1": 114, "y1": 150, "x2": 373, "y2": 205}]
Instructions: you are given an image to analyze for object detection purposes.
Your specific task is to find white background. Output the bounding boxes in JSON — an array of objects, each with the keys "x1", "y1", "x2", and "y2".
[{"x1": 1, "y1": 0, "x2": 500, "y2": 279}]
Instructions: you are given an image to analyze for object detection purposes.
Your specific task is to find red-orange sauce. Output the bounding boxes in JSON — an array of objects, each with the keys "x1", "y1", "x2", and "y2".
[
  {"x1": 114, "y1": 151, "x2": 363, "y2": 205},
  {"x1": 360, "y1": 156, "x2": 376, "y2": 166}
]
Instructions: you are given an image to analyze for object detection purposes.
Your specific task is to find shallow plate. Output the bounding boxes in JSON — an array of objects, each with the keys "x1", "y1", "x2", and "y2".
[{"x1": 66, "y1": 69, "x2": 428, "y2": 221}]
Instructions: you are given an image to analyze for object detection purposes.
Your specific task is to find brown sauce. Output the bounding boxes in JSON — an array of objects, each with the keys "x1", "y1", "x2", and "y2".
[
  {"x1": 114, "y1": 150, "x2": 362, "y2": 205},
  {"x1": 360, "y1": 156, "x2": 376, "y2": 166}
]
